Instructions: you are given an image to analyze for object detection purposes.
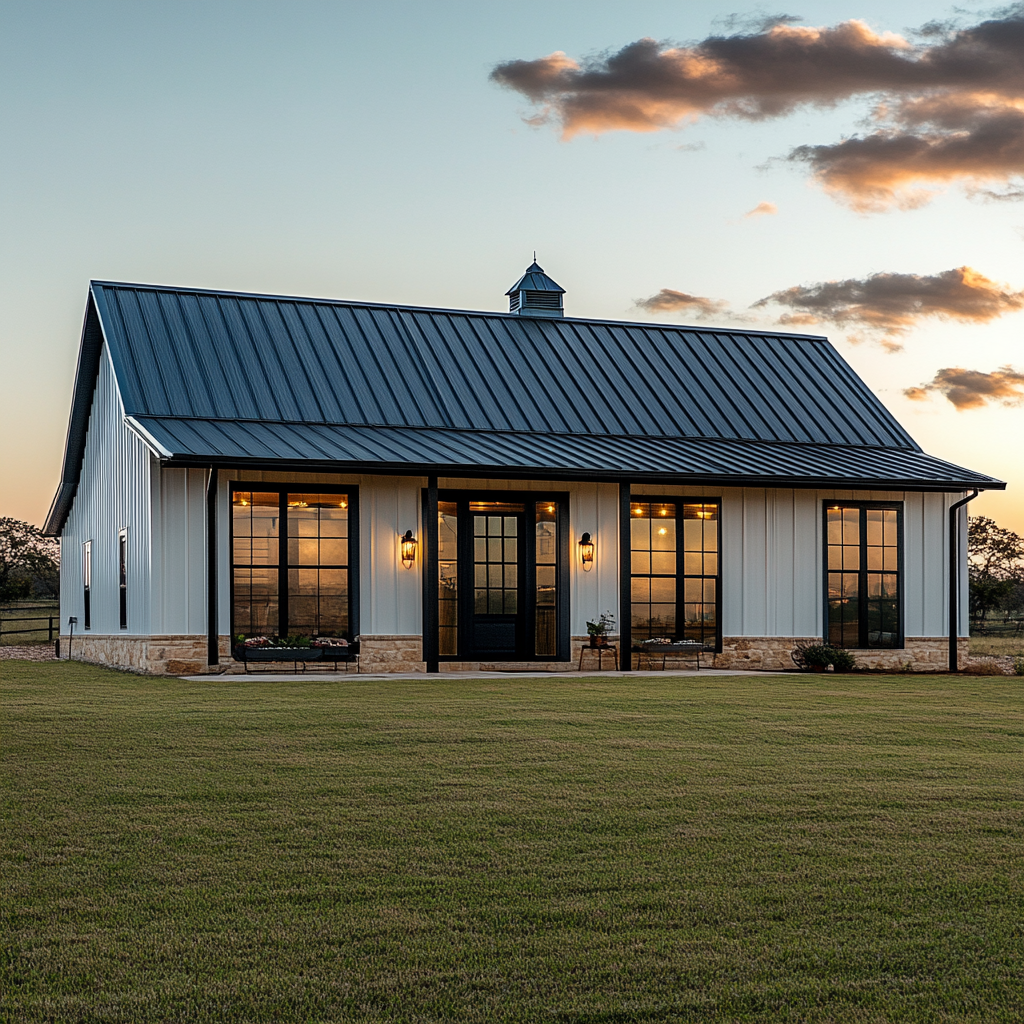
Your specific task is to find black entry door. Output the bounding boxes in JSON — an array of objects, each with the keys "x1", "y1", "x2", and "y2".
[{"x1": 468, "y1": 508, "x2": 525, "y2": 658}]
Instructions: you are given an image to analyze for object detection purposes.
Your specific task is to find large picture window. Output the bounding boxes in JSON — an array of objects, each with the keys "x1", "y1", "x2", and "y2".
[
  {"x1": 630, "y1": 499, "x2": 721, "y2": 649},
  {"x1": 231, "y1": 486, "x2": 357, "y2": 641},
  {"x1": 824, "y1": 503, "x2": 902, "y2": 649}
]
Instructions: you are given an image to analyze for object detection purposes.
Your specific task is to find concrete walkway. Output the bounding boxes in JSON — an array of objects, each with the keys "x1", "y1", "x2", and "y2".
[{"x1": 180, "y1": 667, "x2": 801, "y2": 681}]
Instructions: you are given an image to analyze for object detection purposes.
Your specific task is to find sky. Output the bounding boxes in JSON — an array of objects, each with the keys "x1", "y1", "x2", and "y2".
[{"x1": 0, "y1": 0, "x2": 1021, "y2": 532}]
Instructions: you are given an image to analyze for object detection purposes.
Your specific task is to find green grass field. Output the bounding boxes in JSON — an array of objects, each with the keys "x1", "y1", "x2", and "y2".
[{"x1": 3, "y1": 662, "x2": 1021, "y2": 1022}]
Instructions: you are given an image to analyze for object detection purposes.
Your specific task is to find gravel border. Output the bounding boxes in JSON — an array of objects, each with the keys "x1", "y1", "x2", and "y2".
[{"x1": 0, "y1": 644, "x2": 57, "y2": 661}]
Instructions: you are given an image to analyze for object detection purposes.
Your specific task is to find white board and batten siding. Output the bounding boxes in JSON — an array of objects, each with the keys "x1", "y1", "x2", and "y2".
[
  {"x1": 633, "y1": 484, "x2": 967, "y2": 638},
  {"x1": 134, "y1": 465, "x2": 971, "y2": 644},
  {"x1": 60, "y1": 344, "x2": 152, "y2": 635}
]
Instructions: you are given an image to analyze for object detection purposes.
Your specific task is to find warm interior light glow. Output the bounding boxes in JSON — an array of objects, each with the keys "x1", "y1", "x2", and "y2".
[
  {"x1": 659, "y1": 508, "x2": 668, "y2": 516},
  {"x1": 547, "y1": 505, "x2": 554, "y2": 513},
  {"x1": 400, "y1": 529, "x2": 418, "y2": 568},
  {"x1": 658, "y1": 527, "x2": 667, "y2": 535}
]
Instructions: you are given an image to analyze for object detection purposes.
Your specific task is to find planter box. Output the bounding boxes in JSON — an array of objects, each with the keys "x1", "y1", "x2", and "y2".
[{"x1": 239, "y1": 647, "x2": 323, "y2": 662}]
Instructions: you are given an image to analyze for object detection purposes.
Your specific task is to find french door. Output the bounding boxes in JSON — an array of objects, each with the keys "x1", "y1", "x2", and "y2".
[{"x1": 437, "y1": 492, "x2": 568, "y2": 661}]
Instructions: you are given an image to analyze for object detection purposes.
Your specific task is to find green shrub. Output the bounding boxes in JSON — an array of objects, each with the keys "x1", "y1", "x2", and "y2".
[
  {"x1": 1014, "y1": 656, "x2": 1024, "y2": 677},
  {"x1": 830, "y1": 647, "x2": 857, "y2": 672},
  {"x1": 797, "y1": 643, "x2": 834, "y2": 667}
]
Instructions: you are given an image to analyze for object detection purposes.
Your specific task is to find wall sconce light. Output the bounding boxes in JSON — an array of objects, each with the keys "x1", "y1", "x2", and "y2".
[
  {"x1": 579, "y1": 532, "x2": 595, "y2": 571},
  {"x1": 400, "y1": 530, "x2": 418, "y2": 568}
]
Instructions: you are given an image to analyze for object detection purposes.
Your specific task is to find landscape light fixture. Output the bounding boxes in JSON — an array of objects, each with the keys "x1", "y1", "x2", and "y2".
[
  {"x1": 400, "y1": 530, "x2": 418, "y2": 568},
  {"x1": 579, "y1": 532, "x2": 595, "y2": 571}
]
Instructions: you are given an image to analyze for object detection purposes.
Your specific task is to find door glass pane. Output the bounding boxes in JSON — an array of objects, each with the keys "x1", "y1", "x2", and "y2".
[{"x1": 439, "y1": 501, "x2": 458, "y2": 657}]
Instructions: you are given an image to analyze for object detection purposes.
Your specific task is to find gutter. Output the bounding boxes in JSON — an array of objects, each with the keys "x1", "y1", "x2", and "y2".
[{"x1": 948, "y1": 490, "x2": 979, "y2": 672}]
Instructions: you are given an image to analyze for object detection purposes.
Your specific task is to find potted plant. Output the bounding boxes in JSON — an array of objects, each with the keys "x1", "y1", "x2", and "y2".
[{"x1": 586, "y1": 611, "x2": 616, "y2": 648}]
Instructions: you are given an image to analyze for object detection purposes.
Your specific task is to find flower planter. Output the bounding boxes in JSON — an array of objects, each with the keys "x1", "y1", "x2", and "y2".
[
  {"x1": 239, "y1": 647, "x2": 323, "y2": 662},
  {"x1": 589, "y1": 636, "x2": 608, "y2": 648}
]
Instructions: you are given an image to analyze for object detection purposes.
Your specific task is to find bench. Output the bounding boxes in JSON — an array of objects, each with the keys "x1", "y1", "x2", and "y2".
[
  {"x1": 632, "y1": 641, "x2": 706, "y2": 671},
  {"x1": 235, "y1": 641, "x2": 360, "y2": 674}
]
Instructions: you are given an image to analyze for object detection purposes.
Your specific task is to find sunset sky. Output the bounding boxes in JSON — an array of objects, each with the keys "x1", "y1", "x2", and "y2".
[{"x1": 1, "y1": 0, "x2": 1021, "y2": 532}]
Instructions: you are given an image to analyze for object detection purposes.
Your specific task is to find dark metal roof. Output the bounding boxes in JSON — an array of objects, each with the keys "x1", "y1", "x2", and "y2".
[
  {"x1": 44, "y1": 278, "x2": 1005, "y2": 534},
  {"x1": 90, "y1": 281, "x2": 913, "y2": 446},
  {"x1": 129, "y1": 417, "x2": 1003, "y2": 491},
  {"x1": 506, "y1": 260, "x2": 565, "y2": 295}
]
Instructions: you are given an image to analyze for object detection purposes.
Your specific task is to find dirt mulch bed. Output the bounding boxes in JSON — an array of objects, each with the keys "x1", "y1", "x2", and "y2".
[{"x1": 0, "y1": 643, "x2": 57, "y2": 662}]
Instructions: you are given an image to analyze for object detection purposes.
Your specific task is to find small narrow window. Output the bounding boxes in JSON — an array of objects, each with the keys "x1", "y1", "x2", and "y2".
[
  {"x1": 118, "y1": 529, "x2": 128, "y2": 630},
  {"x1": 83, "y1": 541, "x2": 92, "y2": 631}
]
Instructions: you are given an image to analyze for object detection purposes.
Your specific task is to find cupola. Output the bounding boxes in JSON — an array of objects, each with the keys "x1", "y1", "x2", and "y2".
[{"x1": 505, "y1": 260, "x2": 565, "y2": 317}]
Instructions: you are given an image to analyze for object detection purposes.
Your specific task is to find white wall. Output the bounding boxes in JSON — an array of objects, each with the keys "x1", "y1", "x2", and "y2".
[
  {"x1": 60, "y1": 345, "x2": 152, "y2": 635},
  {"x1": 633, "y1": 483, "x2": 964, "y2": 638},
  {"x1": 148, "y1": 466, "x2": 968, "y2": 642}
]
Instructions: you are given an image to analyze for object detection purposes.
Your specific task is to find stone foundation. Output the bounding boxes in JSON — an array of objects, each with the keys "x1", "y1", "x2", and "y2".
[
  {"x1": 59, "y1": 634, "x2": 233, "y2": 676},
  {"x1": 357, "y1": 635, "x2": 425, "y2": 673},
  {"x1": 706, "y1": 636, "x2": 972, "y2": 673},
  {"x1": 59, "y1": 632, "x2": 1015, "y2": 676}
]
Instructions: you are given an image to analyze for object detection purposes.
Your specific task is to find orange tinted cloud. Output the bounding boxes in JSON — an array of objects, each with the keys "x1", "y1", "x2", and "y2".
[
  {"x1": 790, "y1": 96, "x2": 1024, "y2": 210},
  {"x1": 744, "y1": 201, "x2": 778, "y2": 218},
  {"x1": 905, "y1": 366, "x2": 1024, "y2": 408},
  {"x1": 754, "y1": 266, "x2": 1024, "y2": 350},
  {"x1": 491, "y1": 12, "x2": 1024, "y2": 204},
  {"x1": 634, "y1": 289, "x2": 730, "y2": 319}
]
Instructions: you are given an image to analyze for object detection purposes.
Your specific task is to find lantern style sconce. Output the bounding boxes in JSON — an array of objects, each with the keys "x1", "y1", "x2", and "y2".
[
  {"x1": 400, "y1": 530, "x2": 418, "y2": 568},
  {"x1": 579, "y1": 532, "x2": 595, "y2": 571}
]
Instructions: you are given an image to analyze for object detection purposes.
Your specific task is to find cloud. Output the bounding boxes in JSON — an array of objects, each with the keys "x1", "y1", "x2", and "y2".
[
  {"x1": 753, "y1": 266, "x2": 1024, "y2": 349},
  {"x1": 491, "y1": 10, "x2": 1024, "y2": 206},
  {"x1": 634, "y1": 289, "x2": 731, "y2": 319},
  {"x1": 789, "y1": 96, "x2": 1024, "y2": 211},
  {"x1": 905, "y1": 365, "x2": 1024, "y2": 408},
  {"x1": 744, "y1": 200, "x2": 778, "y2": 217}
]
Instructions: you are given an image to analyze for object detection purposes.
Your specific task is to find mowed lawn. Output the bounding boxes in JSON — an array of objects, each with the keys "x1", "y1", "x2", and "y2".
[{"x1": 2, "y1": 663, "x2": 1021, "y2": 1023}]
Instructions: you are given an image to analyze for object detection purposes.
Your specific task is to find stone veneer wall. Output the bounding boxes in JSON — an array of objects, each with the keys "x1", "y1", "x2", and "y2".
[
  {"x1": 708, "y1": 636, "x2": 970, "y2": 672},
  {"x1": 61, "y1": 633, "x2": 1015, "y2": 676},
  {"x1": 357, "y1": 635, "x2": 425, "y2": 674},
  {"x1": 59, "y1": 634, "x2": 233, "y2": 676}
]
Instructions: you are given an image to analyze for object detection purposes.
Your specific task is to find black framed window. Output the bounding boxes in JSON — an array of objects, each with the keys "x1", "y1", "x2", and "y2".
[
  {"x1": 824, "y1": 502, "x2": 902, "y2": 649},
  {"x1": 630, "y1": 499, "x2": 721, "y2": 649},
  {"x1": 231, "y1": 486, "x2": 358, "y2": 641},
  {"x1": 82, "y1": 540, "x2": 92, "y2": 631},
  {"x1": 118, "y1": 530, "x2": 127, "y2": 630}
]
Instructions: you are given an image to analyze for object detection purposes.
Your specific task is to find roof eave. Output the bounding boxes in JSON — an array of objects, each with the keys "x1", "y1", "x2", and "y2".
[
  {"x1": 157, "y1": 453, "x2": 1005, "y2": 493},
  {"x1": 42, "y1": 291, "x2": 106, "y2": 536}
]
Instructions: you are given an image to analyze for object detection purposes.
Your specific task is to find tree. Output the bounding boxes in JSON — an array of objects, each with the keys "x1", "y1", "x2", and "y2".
[
  {"x1": 0, "y1": 518, "x2": 59, "y2": 603},
  {"x1": 968, "y1": 515, "x2": 1024, "y2": 623}
]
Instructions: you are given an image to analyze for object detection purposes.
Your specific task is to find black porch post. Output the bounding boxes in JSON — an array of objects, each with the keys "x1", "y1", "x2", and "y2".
[
  {"x1": 619, "y1": 481, "x2": 632, "y2": 671},
  {"x1": 423, "y1": 475, "x2": 439, "y2": 673},
  {"x1": 206, "y1": 465, "x2": 219, "y2": 666}
]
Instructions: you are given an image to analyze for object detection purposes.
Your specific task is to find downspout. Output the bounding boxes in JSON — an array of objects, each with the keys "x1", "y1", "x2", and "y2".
[
  {"x1": 948, "y1": 489, "x2": 979, "y2": 673},
  {"x1": 207, "y1": 466, "x2": 219, "y2": 667}
]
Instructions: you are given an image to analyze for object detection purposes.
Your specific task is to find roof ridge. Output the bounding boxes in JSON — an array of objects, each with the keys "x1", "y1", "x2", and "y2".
[{"x1": 90, "y1": 281, "x2": 828, "y2": 342}]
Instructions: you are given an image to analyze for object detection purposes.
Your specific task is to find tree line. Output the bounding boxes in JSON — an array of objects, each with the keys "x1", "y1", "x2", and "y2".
[
  {"x1": 0, "y1": 518, "x2": 59, "y2": 602},
  {"x1": 968, "y1": 516, "x2": 1023, "y2": 624}
]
